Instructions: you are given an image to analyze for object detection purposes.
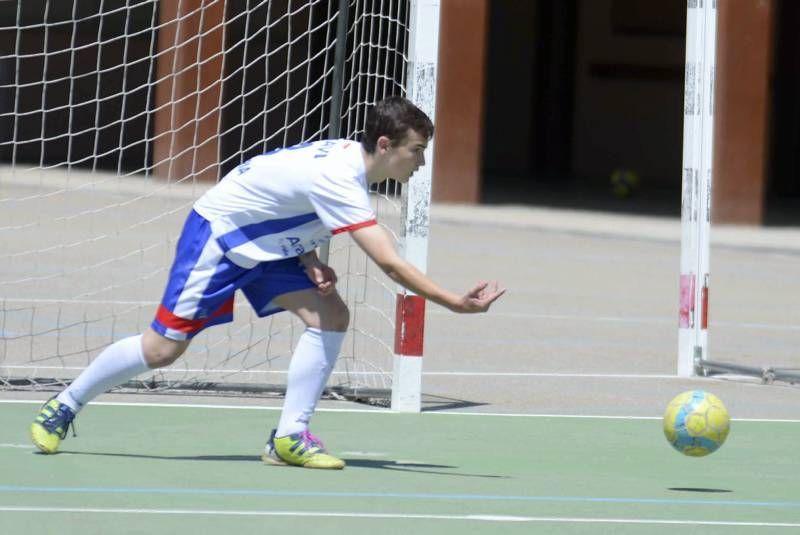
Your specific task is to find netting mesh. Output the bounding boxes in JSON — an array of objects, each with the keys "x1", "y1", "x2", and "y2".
[{"x1": 0, "y1": 0, "x2": 412, "y2": 400}]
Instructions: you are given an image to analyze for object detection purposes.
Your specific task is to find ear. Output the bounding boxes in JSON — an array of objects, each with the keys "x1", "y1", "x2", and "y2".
[{"x1": 376, "y1": 135, "x2": 392, "y2": 152}]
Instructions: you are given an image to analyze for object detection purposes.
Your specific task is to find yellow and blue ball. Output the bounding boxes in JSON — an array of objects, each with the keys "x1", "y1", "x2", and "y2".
[{"x1": 663, "y1": 390, "x2": 730, "y2": 457}]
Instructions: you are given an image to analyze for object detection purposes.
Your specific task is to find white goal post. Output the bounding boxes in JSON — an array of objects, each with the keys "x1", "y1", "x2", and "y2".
[
  {"x1": 391, "y1": 0, "x2": 439, "y2": 412},
  {"x1": 0, "y1": 0, "x2": 439, "y2": 412},
  {"x1": 678, "y1": 0, "x2": 716, "y2": 377}
]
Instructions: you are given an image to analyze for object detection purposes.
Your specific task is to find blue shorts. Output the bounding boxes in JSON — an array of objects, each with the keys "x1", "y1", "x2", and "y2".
[{"x1": 151, "y1": 210, "x2": 315, "y2": 340}]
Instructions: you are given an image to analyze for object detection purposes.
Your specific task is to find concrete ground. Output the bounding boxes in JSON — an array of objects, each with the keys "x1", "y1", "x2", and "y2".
[
  {"x1": 2, "y1": 167, "x2": 798, "y2": 420},
  {"x1": 420, "y1": 203, "x2": 800, "y2": 419}
]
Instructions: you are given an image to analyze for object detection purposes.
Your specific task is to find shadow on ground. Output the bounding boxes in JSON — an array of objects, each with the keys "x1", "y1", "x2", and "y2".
[{"x1": 51, "y1": 450, "x2": 508, "y2": 478}]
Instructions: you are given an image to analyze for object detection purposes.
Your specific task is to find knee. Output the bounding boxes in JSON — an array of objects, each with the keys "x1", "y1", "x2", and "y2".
[{"x1": 142, "y1": 330, "x2": 189, "y2": 368}]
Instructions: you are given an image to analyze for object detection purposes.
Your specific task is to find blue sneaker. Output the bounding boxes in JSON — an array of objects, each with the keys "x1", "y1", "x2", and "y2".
[{"x1": 30, "y1": 398, "x2": 76, "y2": 454}]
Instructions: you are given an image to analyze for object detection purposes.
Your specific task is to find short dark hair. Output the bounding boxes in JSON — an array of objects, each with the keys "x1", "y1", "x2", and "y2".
[{"x1": 360, "y1": 96, "x2": 434, "y2": 153}]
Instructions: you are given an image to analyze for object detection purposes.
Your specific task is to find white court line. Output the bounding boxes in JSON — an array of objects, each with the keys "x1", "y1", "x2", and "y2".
[
  {"x1": 2, "y1": 399, "x2": 799, "y2": 423},
  {"x1": 3, "y1": 364, "x2": 786, "y2": 383},
  {"x1": 1, "y1": 298, "x2": 160, "y2": 306},
  {"x1": 423, "y1": 371, "x2": 679, "y2": 378},
  {"x1": 0, "y1": 506, "x2": 797, "y2": 527},
  {"x1": 0, "y1": 365, "x2": 678, "y2": 379}
]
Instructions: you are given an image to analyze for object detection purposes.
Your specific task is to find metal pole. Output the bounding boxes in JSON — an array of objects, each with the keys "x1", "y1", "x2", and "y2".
[
  {"x1": 320, "y1": 0, "x2": 350, "y2": 264},
  {"x1": 391, "y1": 0, "x2": 440, "y2": 412},
  {"x1": 678, "y1": 0, "x2": 717, "y2": 376}
]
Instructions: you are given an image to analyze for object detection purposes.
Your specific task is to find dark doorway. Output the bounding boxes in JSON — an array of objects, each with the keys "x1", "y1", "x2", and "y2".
[
  {"x1": 481, "y1": 0, "x2": 577, "y2": 204},
  {"x1": 481, "y1": 0, "x2": 688, "y2": 217},
  {"x1": 766, "y1": 0, "x2": 800, "y2": 225}
]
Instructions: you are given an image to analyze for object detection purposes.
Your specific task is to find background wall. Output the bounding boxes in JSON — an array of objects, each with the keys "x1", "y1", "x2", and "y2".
[
  {"x1": 480, "y1": 0, "x2": 686, "y2": 204},
  {"x1": 570, "y1": 0, "x2": 685, "y2": 189}
]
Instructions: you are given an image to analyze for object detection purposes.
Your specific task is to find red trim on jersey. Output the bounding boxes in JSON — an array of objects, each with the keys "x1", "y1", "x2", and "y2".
[
  {"x1": 156, "y1": 297, "x2": 235, "y2": 333},
  {"x1": 394, "y1": 294, "x2": 425, "y2": 356},
  {"x1": 331, "y1": 219, "x2": 378, "y2": 235}
]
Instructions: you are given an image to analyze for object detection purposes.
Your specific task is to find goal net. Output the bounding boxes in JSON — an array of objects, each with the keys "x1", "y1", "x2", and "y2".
[{"x1": 0, "y1": 0, "x2": 428, "y2": 404}]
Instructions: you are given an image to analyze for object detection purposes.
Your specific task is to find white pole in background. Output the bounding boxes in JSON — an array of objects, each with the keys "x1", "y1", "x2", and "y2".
[
  {"x1": 678, "y1": 0, "x2": 717, "y2": 376},
  {"x1": 392, "y1": 0, "x2": 440, "y2": 412}
]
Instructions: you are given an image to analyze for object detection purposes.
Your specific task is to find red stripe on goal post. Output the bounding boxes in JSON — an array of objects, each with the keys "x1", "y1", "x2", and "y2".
[
  {"x1": 394, "y1": 294, "x2": 425, "y2": 356},
  {"x1": 701, "y1": 283, "x2": 709, "y2": 329}
]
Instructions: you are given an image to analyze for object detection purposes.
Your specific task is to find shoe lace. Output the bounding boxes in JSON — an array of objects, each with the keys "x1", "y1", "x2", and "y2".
[
  {"x1": 66, "y1": 419, "x2": 77, "y2": 439},
  {"x1": 42, "y1": 405, "x2": 77, "y2": 440},
  {"x1": 299, "y1": 430, "x2": 325, "y2": 450}
]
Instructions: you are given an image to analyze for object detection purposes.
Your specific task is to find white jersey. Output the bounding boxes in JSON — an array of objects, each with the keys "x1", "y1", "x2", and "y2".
[{"x1": 193, "y1": 139, "x2": 376, "y2": 268}]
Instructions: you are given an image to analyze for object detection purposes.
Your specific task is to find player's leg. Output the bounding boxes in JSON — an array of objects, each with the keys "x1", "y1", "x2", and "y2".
[
  {"x1": 240, "y1": 259, "x2": 349, "y2": 469},
  {"x1": 30, "y1": 331, "x2": 191, "y2": 454},
  {"x1": 266, "y1": 287, "x2": 349, "y2": 469},
  {"x1": 30, "y1": 209, "x2": 236, "y2": 454},
  {"x1": 273, "y1": 287, "x2": 349, "y2": 434},
  {"x1": 59, "y1": 330, "x2": 189, "y2": 411}
]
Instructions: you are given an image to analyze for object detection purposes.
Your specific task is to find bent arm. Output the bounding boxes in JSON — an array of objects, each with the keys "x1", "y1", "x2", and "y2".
[
  {"x1": 350, "y1": 224, "x2": 460, "y2": 309},
  {"x1": 350, "y1": 224, "x2": 504, "y2": 313}
]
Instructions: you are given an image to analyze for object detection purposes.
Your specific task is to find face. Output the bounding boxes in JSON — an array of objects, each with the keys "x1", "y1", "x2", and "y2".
[{"x1": 377, "y1": 129, "x2": 428, "y2": 184}]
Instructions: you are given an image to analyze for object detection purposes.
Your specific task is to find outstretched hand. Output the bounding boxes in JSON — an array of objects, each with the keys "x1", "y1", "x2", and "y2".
[{"x1": 452, "y1": 281, "x2": 506, "y2": 313}]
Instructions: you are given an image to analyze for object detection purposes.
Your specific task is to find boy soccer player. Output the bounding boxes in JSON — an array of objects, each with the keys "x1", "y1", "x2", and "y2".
[{"x1": 30, "y1": 96, "x2": 505, "y2": 469}]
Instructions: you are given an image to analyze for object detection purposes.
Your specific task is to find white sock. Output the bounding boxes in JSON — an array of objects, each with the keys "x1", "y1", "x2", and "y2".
[
  {"x1": 57, "y1": 335, "x2": 150, "y2": 412},
  {"x1": 276, "y1": 328, "x2": 345, "y2": 437}
]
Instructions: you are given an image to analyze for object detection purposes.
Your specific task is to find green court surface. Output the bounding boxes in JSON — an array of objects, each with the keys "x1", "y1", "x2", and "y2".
[{"x1": 1, "y1": 400, "x2": 799, "y2": 534}]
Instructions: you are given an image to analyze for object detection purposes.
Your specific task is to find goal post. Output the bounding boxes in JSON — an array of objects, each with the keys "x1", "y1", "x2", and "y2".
[
  {"x1": 0, "y1": 0, "x2": 436, "y2": 410},
  {"x1": 391, "y1": 0, "x2": 440, "y2": 412},
  {"x1": 678, "y1": 0, "x2": 717, "y2": 377}
]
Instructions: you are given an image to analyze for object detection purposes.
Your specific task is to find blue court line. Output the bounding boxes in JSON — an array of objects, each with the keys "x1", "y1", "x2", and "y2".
[{"x1": 0, "y1": 486, "x2": 798, "y2": 509}]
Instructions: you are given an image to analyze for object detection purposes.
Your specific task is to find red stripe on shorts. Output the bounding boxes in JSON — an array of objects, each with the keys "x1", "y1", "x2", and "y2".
[{"x1": 156, "y1": 297, "x2": 235, "y2": 333}]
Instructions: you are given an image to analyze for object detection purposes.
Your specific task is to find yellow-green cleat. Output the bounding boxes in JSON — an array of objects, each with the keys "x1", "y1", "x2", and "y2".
[
  {"x1": 262, "y1": 429, "x2": 345, "y2": 469},
  {"x1": 30, "y1": 398, "x2": 76, "y2": 454}
]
